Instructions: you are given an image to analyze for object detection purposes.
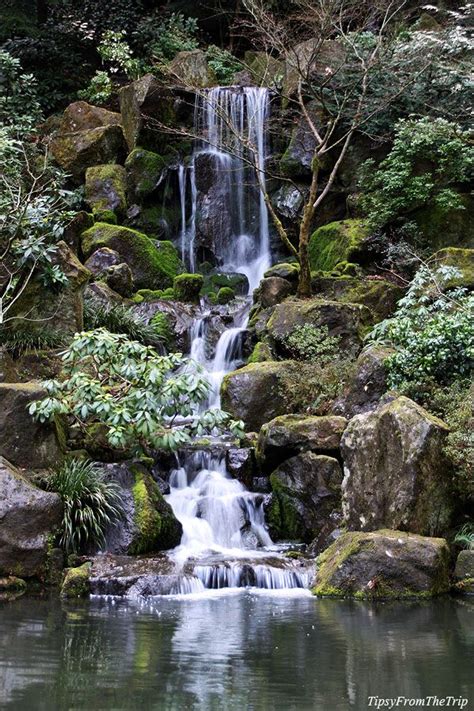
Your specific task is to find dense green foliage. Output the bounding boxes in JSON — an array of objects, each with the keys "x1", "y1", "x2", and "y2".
[
  {"x1": 30, "y1": 329, "x2": 244, "y2": 453},
  {"x1": 369, "y1": 265, "x2": 474, "y2": 389},
  {"x1": 360, "y1": 118, "x2": 473, "y2": 231},
  {"x1": 47, "y1": 458, "x2": 122, "y2": 553},
  {"x1": 83, "y1": 301, "x2": 169, "y2": 349}
]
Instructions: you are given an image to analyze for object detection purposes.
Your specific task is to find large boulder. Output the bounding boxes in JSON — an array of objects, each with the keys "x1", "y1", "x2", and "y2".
[
  {"x1": 341, "y1": 397, "x2": 454, "y2": 536},
  {"x1": 0, "y1": 457, "x2": 63, "y2": 577},
  {"x1": 194, "y1": 151, "x2": 235, "y2": 264},
  {"x1": 266, "y1": 298, "x2": 371, "y2": 354},
  {"x1": 85, "y1": 164, "x2": 127, "y2": 218},
  {"x1": 280, "y1": 101, "x2": 325, "y2": 179},
  {"x1": 221, "y1": 361, "x2": 299, "y2": 432},
  {"x1": 267, "y1": 453, "x2": 343, "y2": 542},
  {"x1": 58, "y1": 101, "x2": 121, "y2": 133},
  {"x1": 257, "y1": 276, "x2": 293, "y2": 308},
  {"x1": 8, "y1": 241, "x2": 90, "y2": 334},
  {"x1": 313, "y1": 529, "x2": 451, "y2": 599},
  {"x1": 125, "y1": 147, "x2": 168, "y2": 199},
  {"x1": 308, "y1": 219, "x2": 370, "y2": 273},
  {"x1": 413, "y1": 194, "x2": 474, "y2": 250},
  {"x1": 51, "y1": 125, "x2": 125, "y2": 182},
  {"x1": 0, "y1": 383, "x2": 63, "y2": 469},
  {"x1": 283, "y1": 39, "x2": 345, "y2": 97},
  {"x1": 81, "y1": 223, "x2": 183, "y2": 290},
  {"x1": 332, "y1": 345, "x2": 394, "y2": 418},
  {"x1": 103, "y1": 462, "x2": 182, "y2": 554},
  {"x1": 168, "y1": 49, "x2": 216, "y2": 87},
  {"x1": 258, "y1": 414, "x2": 347, "y2": 473},
  {"x1": 119, "y1": 74, "x2": 176, "y2": 152},
  {"x1": 84, "y1": 247, "x2": 122, "y2": 277}
]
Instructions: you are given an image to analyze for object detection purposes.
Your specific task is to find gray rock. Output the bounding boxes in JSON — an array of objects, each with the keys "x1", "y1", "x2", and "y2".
[
  {"x1": 106, "y1": 263, "x2": 134, "y2": 298},
  {"x1": 332, "y1": 345, "x2": 394, "y2": 418},
  {"x1": 341, "y1": 397, "x2": 454, "y2": 536},
  {"x1": 272, "y1": 184, "x2": 305, "y2": 220},
  {"x1": 258, "y1": 277, "x2": 293, "y2": 308},
  {"x1": 168, "y1": 49, "x2": 215, "y2": 88},
  {"x1": 226, "y1": 447, "x2": 257, "y2": 488},
  {"x1": 85, "y1": 164, "x2": 127, "y2": 217},
  {"x1": 313, "y1": 529, "x2": 451, "y2": 599},
  {"x1": 0, "y1": 383, "x2": 63, "y2": 469},
  {"x1": 454, "y1": 550, "x2": 474, "y2": 593},
  {"x1": 84, "y1": 247, "x2": 122, "y2": 276},
  {"x1": 0, "y1": 457, "x2": 63, "y2": 577},
  {"x1": 119, "y1": 74, "x2": 176, "y2": 153}
]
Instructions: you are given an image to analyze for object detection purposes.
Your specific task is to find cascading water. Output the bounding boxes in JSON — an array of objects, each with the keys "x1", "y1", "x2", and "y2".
[{"x1": 163, "y1": 87, "x2": 310, "y2": 593}]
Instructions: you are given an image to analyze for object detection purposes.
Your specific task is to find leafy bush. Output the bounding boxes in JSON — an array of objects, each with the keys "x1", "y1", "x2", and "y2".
[
  {"x1": 206, "y1": 45, "x2": 241, "y2": 84},
  {"x1": 83, "y1": 301, "x2": 169, "y2": 349},
  {"x1": 369, "y1": 265, "x2": 474, "y2": 389},
  {"x1": 78, "y1": 70, "x2": 113, "y2": 105},
  {"x1": 278, "y1": 325, "x2": 341, "y2": 364},
  {"x1": 454, "y1": 524, "x2": 474, "y2": 551},
  {"x1": 360, "y1": 118, "x2": 473, "y2": 231},
  {"x1": 135, "y1": 12, "x2": 199, "y2": 64},
  {"x1": 30, "y1": 329, "x2": 244, "y2": 453},
  {"x1": 0, "y1": 50, "x2": 42, "y2": 137},
  {"x1": 47, "y1": 458, "x2": 122, "y2": 554}
]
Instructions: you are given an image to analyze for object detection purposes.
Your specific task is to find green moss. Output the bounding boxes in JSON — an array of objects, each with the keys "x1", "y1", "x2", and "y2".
[
  {"x1": 312, "y1": 532, "x2": 366, "y2": 597},
  {"x1": 60, "y1": 563, "x2": 91, "y2": 599},
  {"x1": 202, "y1": 272, "x2": 248, "y2": 297},
  {"x1": 125, "y1": 148, "x2": 167, "y2": 197},
  {"x1": 85, "y1": 164, "x2": 127, "y2": 217},
  {"x1": 150, "y1": 311, "x2": 173, "y2": 349},
  {"x1": 268, "y1": 474, "x2": 305, "y2": 540},
  {"x1": 248, "y1": 341, "x2": 273, "y2": 363},
  {"x1": 0, "y1": 576, "x2": 27, "y2": 593},
  {"x1": 308, "y1": 219, "x2": 370, "y2": 273},
  {"x1": 93, "y1": 209, "x2": 117, "y2": 224},
  {"x1": 431, "y1": 247, "x2": 474, "y2": 290},
  {"x1": 81, "y1": 223, "x2": 183, "y2": 290},
  {"x1": 173, "y1": 273, "x2": 204, "y2": 303},
  {"x1": 264, "y1": 262, "x2": 300, "y2": 282},
  {"x1": 413, "y1": 194, "x2": 474, "y2": 249},
  {"x1": 134, "y1": 287, "x2": 176, "y2": 301},
  {"x1": 129, "y1": 466, "x2": 181, "y2": 554},
  {"x1": 216, "y1": 286, "x2": 235, "y2": 304}
]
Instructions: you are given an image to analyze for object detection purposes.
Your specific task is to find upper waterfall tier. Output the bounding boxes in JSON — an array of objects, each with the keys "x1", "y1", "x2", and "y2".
[{"x1": 178, "y1": 86, "x2": 271, "y2": 291}]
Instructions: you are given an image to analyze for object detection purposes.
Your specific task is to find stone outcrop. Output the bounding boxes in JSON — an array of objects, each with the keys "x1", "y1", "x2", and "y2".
[
  {"x1": 119, "y1": 74, "x2": 176, "y2": 152},
  {"x1": 168, "y1": 49, "x2": 216, "y2": 88},
  {"x1": 257, "y1": 414, "x2": 347, "y2": 473},
  {"x1": 0, "y1": 457, "x2": 63, "y2": 578},
  {"x1": 332, "y1": 345, "x2": 394, "y2": 418},
  {"x1": 267, "y1": 453, "x2": 343, "y2": 542},
  {"x1": 85, "y1": 164, "x2": 127, "y2": 218},
  {"x1": 313, "y1": 529, "x2": 451, "y2": 599},
  {"x1": 0, "y1": 383, "x2": 63, "y2": 469},
  {"x1": 341, "y1": 397, "x2": 454, "y2": 536}
]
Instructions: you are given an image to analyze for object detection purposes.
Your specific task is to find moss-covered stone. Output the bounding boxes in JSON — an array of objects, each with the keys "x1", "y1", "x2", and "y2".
[
  {"x1": 85, "y1": 164, "x2": 127, "y2": 217},
  {"x1": 308, "y1": 219, "x2": 370, "y2": 273},
  {"x1": 216, "y1": 286, "x2": 235, "y2": 304},
  {"x1": 413, "y1": 193, "x2": 474, "y2": 250},
  {"x1": 313, "y1": 530, "x2": 450, "y2": 599},
  {"x1": 133, "y1": 287, "x2": 176, "y2": 302},
  {"x1": 173, "y1": 273, "x2": 203, "y2": 303},
  {"x1": 125, "y1": 147, "x2": 167, "y2": 198},
  {"x1": 264, "y1": 262, "x2": 300, "y2": 283},
  {"x1": 202, "y1": 272, "x2": 249, "y2": 297},
  {"x1": 51, "y1": 125, "x2": 125, "y2": 182},
  {"x1": 129, "y1": 466, "x2": 182, "y2": 554},
  {"x1": 248, "y1": 341, "x2": 274, "y2": 363},
  {"x1": 0, "y1": 576, "x2": 27, "y2": 594},
  {"x1": 81, "y1": 223, "x2": 183, "y2": 290},
  {"x1": 430, "y1": 247, "x2": 474, "y2": 290},
  {"x1": 61, "y1": 563, "x2": 91, "y2": 599}
]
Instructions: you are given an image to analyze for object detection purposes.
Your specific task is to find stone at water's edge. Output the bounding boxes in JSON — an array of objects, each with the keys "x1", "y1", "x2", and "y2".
[
  {"x1": 266, "y1": 298, "x2": 371, "y2": 355},
  {"x1": 257, "y1": 414, "x2": 347, "y2": 474},
  {"x1": 0, "y1": 457, "x2": 63, "y2": 578},
  {"x1": 267, "y1": 453, "x2": 343, "y2": 543},
  {"x1": 453, "y1": 550, "x2": 474, "y2": 594},
  {"x1": 313, "y1": 530, "x2": 450, "y2": 599},
  {"x1": 119, "y1": 75, "x2": 176, "y2": 153},
  {"x1": 257, "y1": 277, "x2": 294, "y2": 309},
  {"x1": 341, "y1": 396, "x2": 454, "y2": 537},
  {"x1": 61, "y1": 563, "x2": 91, "y2": 599},
  {"x1": 0, "y1": 383, "x2": 64, "y2": 469}
]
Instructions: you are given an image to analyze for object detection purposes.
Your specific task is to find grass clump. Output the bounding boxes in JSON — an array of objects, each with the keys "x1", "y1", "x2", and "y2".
[
  {"x1": 84, "y1": 301, "x2": 168, "y2": 348},
  {"x1": 0, "y1": 326, "x2": 65, "y2": 357}
]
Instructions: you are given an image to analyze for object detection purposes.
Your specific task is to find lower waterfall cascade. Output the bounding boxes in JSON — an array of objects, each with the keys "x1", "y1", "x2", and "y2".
[{"x1": 158, "y1": 86, "x2": 311, "y2": 593}]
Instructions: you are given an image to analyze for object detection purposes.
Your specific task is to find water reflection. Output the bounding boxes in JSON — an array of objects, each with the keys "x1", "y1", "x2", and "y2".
[{"x1": 0, "y1": 592, "x2": 472, "y2": 710}]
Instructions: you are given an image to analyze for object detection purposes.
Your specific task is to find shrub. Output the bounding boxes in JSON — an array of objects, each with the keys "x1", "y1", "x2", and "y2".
[
  {"x1": 83, "y1": 301, "x2": 167, "y2": 348},
  {"x1": 0, "y1": 50, "x2": 42, "y2": 136},
  {"x1": 47, "y1": 458, "x2": 122, "y2": 553},
  {"x1": 135, "y1": 12, "x2": 199, "y2": 64},
  {"x1": 78, "y1": 70, "x2": 113, "y2": 105},
  {"x1": 278, "y1": 325, "x2": 341, "y2": 364},
  {"x1": 30, "y1": 329, "x2": 244, "y2": 454},
  {"x1": 368, "y1": 264, "x2": 474, "y2": 389},
  {"x1": 360, "y1": 118, "x2": 473, "y2": 231},
  {"x1": 206, "y1": 46, "x2": 242, "y2": 84}
]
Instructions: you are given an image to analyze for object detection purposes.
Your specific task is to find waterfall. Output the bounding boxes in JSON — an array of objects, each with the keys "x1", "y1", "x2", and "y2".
[{"x1": 162, "y1": 87, "x2": 309, "y2": 593}]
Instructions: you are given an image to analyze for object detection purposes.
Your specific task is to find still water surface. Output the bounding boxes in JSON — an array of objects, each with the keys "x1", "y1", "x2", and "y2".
[{"x1": 0, "y1": 590, "x2": 472, "y2": 711}]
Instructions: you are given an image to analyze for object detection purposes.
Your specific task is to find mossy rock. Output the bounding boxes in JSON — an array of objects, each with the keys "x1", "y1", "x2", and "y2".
[
  {"x1": 81, "y1": 223, "x2": 183, "y2": 290},
  {"x1": 61, "y1": 563, "x2": 91, "y2": 599},
  {"x1": 430, "y1": 247, "x2": 474, "y2": 290},
  {"x1": 125, "y1": 147, "x2": 168, "y2": 198},
  {"x1": 129, "y1": 466, "x2": 182, "y2": 554},
  {"x1": 248, "y1": 341, "x2": 274, "y2": 363},
  {"x1": 133, "y1": 287, "x2": 176, "y2": 302},
  {"x1": 85, "y1": 164, "x2": 127, "y2": 217},
  {"x1": 50, "y1": 125, "x2": 125, "y2": 183},
  {"x1": 308, "y1": 219, "x2": 370, "y2": 273},
  {"x1": 313, "y1": 530, "x2": 450, "y2": 599},
  {"x1": 264, "y1": 262, "x2": 300, "y2": 283},
  {"x1": 202, "y1": 272, "x2": 249, "y2": 297},
  {"x1": 173, "y1": 273, "x2": 204, "y2": 303},
  {"x1": 216, "y1": 287, "x2": 235, "y2": 304},
  {"x1": 413, "y1": 193, "x2": 474, "y2": 250}
]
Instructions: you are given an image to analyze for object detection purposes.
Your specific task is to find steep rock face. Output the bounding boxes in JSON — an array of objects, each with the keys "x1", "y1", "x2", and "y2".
[
  {"x1": 221, "y1": 361, "x2": 300, "y2": 432},
  {"x1": 0, "y1": 457, "x2": 63, "y2": 578},
  {"x1": 257, "y1": 414, "x2": 347, "y2": 474},
  {"x1": 85, "y1": 164, "x2": 127, "y2": 218},
  {"x1": 0, "y1": 383, "x2": 63, "y2": 469},
  {"x1": 332, "y1": 345, "x2": 394, "y2": 419},
  {"x1": 194, "y1": 152, "x2": 234, "y2": 265},
  {"x1": 103, "y1": 463, "x2": 182, "y2": 555},
  {"x1": 81, "y1": 223, "x2": 182, "y2": 290},
  {"x1": 119, "y1": 75, "x2": 176, "y2": 152},
  {"x1": 313, "y1": 529, "x2": 450, "y2": 599},
  {"x1": 168, "y1": 49, "x2": 216, "y2": 87},
  {"x1": 8, "y1": 241, "x2": 90, "y2": 334},
  {"x1": 266, "y1": 298, "x2": 371, "y2": 354},
  {"x1": 267, "y1": 453, "x2": 343, "y2": 543},
  {"x1": 341, "y1": 397, "x2": 454, "y2": 536}
]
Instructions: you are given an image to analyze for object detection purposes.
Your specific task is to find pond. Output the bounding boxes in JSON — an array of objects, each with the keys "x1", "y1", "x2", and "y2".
[{"x1": 0, "y1": 591, "x2": 472, "y2": 710}]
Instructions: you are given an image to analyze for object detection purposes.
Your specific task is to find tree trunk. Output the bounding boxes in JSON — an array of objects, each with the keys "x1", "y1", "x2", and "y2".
[{"x1": 297, "y1": 159, "x2": 319, "y2": 298}]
